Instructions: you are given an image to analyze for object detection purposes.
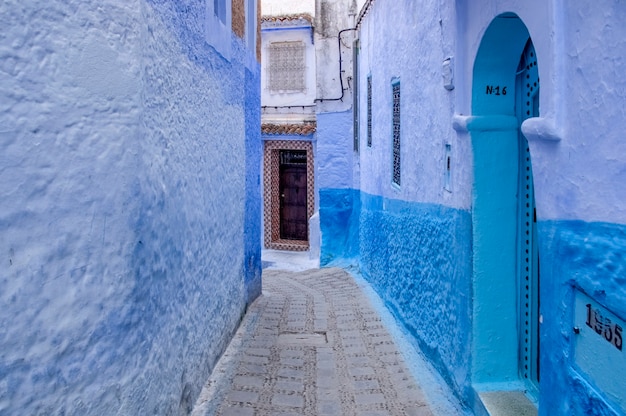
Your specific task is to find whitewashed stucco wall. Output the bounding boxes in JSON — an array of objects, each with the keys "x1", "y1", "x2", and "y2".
[
  {"x1": 262, "y1": 0, "x2": 315, "y2": 17},
  {"x1": 0, "y1": 0, "x2": 261, "y2": 414}
]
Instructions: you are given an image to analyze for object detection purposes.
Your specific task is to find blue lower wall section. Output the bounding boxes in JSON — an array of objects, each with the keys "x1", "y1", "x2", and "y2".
[
  {"x1": 320, "y1": 188, "x2": 473, "y2": 402},
  {"x1": 321, "y1": 191, "x2": 626, "y2": 414},
  {"x1": 244, "y1": 64, "x2": 262, "y2": 305},
  {"x1": 538, "y1": 220, "x2": 626, "y2": 416},
  {"x1": 319, "y1": 188, "x2": 361, "y2": 266}
]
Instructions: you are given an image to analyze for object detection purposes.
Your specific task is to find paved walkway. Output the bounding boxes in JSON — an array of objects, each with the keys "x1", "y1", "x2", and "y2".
[{"x1": 192, "y1": 262, "x2": 448, "y2": 416}]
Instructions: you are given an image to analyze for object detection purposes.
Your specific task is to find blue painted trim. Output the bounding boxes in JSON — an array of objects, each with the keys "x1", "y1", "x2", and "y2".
[
  {"x1": 261, "y1": 26, "x2": 312, "y2": 32},
  {"x1": 470, "y1": 13, "x2": 532, "y2": 387}
]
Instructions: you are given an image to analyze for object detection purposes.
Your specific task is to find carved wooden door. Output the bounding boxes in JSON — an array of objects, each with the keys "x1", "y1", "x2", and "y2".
[{"x1": 279, "y1": 150, "x2": 308, "y2": 241}]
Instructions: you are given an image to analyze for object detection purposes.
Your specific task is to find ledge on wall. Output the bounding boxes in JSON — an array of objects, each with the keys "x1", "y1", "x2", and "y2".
[
  {"x1": 452, "y1": 114, "x2": 562, "y2": 142},
  {"x1": 521, "y1": 117, "x2": 562, "y2": 142}
]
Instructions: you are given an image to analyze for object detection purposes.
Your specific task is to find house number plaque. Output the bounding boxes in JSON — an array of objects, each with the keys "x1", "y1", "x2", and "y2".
[
  {"x1": 585, "y1": 302, "x2": 623, "y2": 351},
  {"x1": 574, "y1": 290, "x2": 626, "y2": 413}
]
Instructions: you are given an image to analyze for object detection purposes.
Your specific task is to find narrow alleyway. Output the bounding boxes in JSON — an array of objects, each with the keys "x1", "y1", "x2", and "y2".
[{"x1": 191, "y1": 252, "x2": 466, "y2": 416}]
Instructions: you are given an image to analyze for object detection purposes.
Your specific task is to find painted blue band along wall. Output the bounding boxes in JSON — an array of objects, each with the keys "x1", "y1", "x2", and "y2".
[
  {"x1": 538, "y1": 220, "x2": 626, "y2": 416},
  {"x1": 319, "y1": 188, "x2": 360, "y2": 266},
  {"x1": 319, "y1": 188, "x2": 473, "y2": 401}
]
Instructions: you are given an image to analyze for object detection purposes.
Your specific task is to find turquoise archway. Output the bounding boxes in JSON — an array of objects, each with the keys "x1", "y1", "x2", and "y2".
[{"x1": 470, "y1": 13, "x2": 540, "y2": 389}]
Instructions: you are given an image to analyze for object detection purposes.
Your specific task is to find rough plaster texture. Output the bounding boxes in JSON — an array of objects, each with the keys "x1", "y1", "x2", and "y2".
[
  {"x1": 357, "y1": 193, "x2": 473, "y2": 400},
  {"x1": 315, "y1": 111, "x2": 355, "y2": 190},
  {"x1": 320, "y1": 189, "x2": 473, "y2": 403},
  {"x1": 320, "y1": 0, "x2": 626, "y2": 415},
  {"x1": 0, "y1": 0, "x2": 260, "y2": 414},
  {"x1": 232, "y1": 0, "x2": 246, "y2": 38},
  {"x1": 319, "y1": 189, "x2": 360, "y2": 265},
  {"x1": 456, "y1": 0, "x2": 626, "y2": 225},
  {"x1": 356, "y1": 0, "x2": 472, "y2": 210},
  {"x1": 538, "y1": 220, "x2": 626, "y2": 416}
]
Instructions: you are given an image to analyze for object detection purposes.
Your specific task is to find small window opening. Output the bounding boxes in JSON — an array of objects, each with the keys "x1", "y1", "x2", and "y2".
[
  {"x1": 444, "y1": 143, "x2": 452, "y2": 192},
  {"x1": 367, "y1": 75, "x2": 372, "y2": 147},
  {"x1": 392, "y1": 80, "x2": 401, "y2": 187}
]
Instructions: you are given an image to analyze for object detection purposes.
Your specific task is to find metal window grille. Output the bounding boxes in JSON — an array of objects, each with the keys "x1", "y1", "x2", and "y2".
[
  {"x1": 269, "y1": 42, "x2": 306, "y2": 93},
  {"x1": 353, "y1": 39, "x2": 360, "y2": 153},
  {"x1": 392, "y1": 81, "x2": 401, "y2": 186},
  {"x1": 367, "y1": 75, "x2": 372, "y2": 147}
]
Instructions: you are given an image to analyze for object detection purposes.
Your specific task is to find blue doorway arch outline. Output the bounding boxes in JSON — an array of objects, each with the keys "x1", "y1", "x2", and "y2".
[{"x1": 469, "y1": 13, "x2": 540, "y2": 389}]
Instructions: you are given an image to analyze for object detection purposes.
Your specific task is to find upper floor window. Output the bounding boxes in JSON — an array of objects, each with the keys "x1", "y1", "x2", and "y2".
[
  {"x1": 214, "y1": 0, "x2": 227, "y2": 23},
  {"x1": 268, "y1": 41, "x2": 306, "y2": 93},
  {"x1": 206, "y1": 0, "x2": 232, "y2": 60},
  {"x1": 246, "y1": 0, "x2": 257, "y2": 52}
]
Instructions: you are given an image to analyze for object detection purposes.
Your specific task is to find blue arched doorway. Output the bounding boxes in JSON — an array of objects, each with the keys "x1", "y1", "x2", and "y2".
[{"x1": 469, "y1": 13, "x2": 540, "y2": 392}]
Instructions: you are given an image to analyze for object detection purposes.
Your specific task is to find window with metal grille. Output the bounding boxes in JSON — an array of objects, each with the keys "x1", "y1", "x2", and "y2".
[
  {"x1": 352, "y1": 39, "x2": 360, "y2": 153},
  {"x1": 269, "y1": 41, "x2": 306, "y2": 93},
  {"x1": 367, "y1": 75, "x2": 372, "y2": 147},
  {"x1": 392, "y1": 80, "x2": 401, "y2": 186}
]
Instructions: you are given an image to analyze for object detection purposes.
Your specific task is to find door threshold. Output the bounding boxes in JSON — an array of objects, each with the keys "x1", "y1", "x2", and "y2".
[
  {"x1": 268, "y1": 239, "x2": 309, "y2": 251},
  {"x1": 477, "y1": 390, "x2": 538, "y2": 416}
]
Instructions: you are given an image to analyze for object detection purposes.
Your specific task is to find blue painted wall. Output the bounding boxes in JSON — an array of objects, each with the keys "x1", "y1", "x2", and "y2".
[
  {"x1": 317, "y1": 0, "x2": 476, "y2": 408},
  {"x1": 319, "y1": 188, "x2": 360, "y2": 265},
  {"x1": 0, "y1": 0, "x2": 261, "y2": 414},
  {"x1": 319, "y1": 188, "x2": 473, "y2": 400},
  {"x1": 358, "y1": 192, "x2": 473, "y2": 400},
  {"x1": 244, "y1": 61, "x2": 263, "y2": 305},
  {"x1": 539, "y1": 220, "x2": 626, "y2": 416},
  {"x1": 319, "y1": 0, "x2": 626, "y2": 415}
]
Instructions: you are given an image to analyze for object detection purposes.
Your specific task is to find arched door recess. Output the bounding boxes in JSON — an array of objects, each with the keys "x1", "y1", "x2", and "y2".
[{"x1": 470, "y1": 13, "x2": 540, "y2": 391}]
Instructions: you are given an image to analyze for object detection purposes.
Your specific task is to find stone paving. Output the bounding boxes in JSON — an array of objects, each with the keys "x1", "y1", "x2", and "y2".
[{"x1": 192, "y1": 267, "x2": 435, "y2": 416}]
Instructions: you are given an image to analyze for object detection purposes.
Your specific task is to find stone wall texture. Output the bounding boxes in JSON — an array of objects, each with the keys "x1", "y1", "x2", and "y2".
[
  {"x1": 0, "y1": 0, "x2": 260, "y2": 414},
  {"x1": 319, "y1": 0, "x2": 626, "y2": 414}
]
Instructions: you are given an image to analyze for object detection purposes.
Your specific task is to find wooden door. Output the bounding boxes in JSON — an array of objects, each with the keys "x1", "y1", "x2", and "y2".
[{"x1": 279, "y1": 151, "x2": 308, "y2": 241}]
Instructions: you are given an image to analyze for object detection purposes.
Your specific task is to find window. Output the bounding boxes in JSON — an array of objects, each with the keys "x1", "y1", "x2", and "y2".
[
  {"x1": 353, "y1": 39, "x2": 360, "y2": 152},
  {"x1": 444, "y1": 144, "x2": 452, "y2": 192},
  {"x1": 246, "y1": 0, "x2": 257, "y2": 52},
  {"x1": 367, "y1": 75, "x2": 372, "y2": 147},
  {"x1": 392, "y1": 79, "x2": 401, "y2": 186},
  {"x1": 214, "y1": 0, "x2": 226, "y2": 23},
  {"x1": 268, "y1": 41, "x2": 306, "y2": 93},
  {"x1": 205, "y1": 0, "x2": 232, "y2": 60}
]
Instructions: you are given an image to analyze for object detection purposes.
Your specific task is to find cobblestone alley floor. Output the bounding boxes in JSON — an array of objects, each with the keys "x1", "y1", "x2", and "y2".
[{"x1": 192, "y1": 253, "x2": 465, "y2": 416}]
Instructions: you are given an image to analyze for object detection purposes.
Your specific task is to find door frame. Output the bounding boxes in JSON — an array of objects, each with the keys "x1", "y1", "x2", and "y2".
[
  {"x1": 279, "y1": 151, "x2": 308, "y2": 241},
  {"x1": 263, "y1": 140, "x2": 314, "y2": 251}
]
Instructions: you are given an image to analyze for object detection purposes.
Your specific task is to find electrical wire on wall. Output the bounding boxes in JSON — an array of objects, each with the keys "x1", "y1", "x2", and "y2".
[{"x1": 315, "y1": 27, "x2": 356, "y2": 102}]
